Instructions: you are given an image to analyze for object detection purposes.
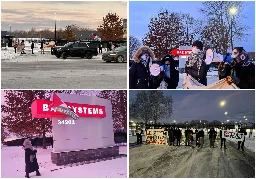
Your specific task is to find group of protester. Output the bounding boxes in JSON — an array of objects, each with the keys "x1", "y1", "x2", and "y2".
[
  {"x1": 129, "y1": 40, "x2": 255, "y2": 89},
  {"x1": 13, "y1": 39, "x2": 46, "y2": 55},
  {"x1": 137, "y1": 126, "x2": 248, "y2": 151}
]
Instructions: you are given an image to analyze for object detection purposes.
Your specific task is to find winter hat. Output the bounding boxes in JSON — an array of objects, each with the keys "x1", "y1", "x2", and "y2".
[
  {"x1": 192, "y1": 40, "x2": 203, "y2": 51},
  {"x1": 23, "y1": 139, "x2": 34, "y2": 150},
  {"x1": 140, "y1": 49, "x2": 151, "y2": 57}
]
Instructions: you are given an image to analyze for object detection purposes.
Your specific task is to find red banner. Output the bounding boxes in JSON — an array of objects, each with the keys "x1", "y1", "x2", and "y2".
[
  {"x1": 172, "y1": 49, "x2": 192, "y2": 56},
  {"x1": 31, "y1": 99, "x2": 106, "y2": 119}
]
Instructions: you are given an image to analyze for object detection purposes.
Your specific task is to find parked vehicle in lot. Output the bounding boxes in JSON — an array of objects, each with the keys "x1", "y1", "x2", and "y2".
[
  {"x1": 53, "y1": 41, "x2": 98, "y2": 59},
  {"x1": 102, "y1": 46, "x2": 127, "y2": 63}
]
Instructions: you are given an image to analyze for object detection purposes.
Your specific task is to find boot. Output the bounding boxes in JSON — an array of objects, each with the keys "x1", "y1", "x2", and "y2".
[
  {"x1": 36, "y1": 170, "x2": 41, "y2": 176},
  {"x1": 25, "y1": 172, "x2": 30, "y2": 178}
]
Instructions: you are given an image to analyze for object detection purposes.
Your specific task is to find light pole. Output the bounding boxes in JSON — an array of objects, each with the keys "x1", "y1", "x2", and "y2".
[
  {"x1": 54, "y1": 13, "x2": 57, "y2": 45},
  {"x1": 229, "y1": 7, "x2": 237, "y2": 50},
  {"x1": 224, "y1": 112, "x2": 228, "y2": 115},
  {"x1": 9, "y1": 25, "x2": 12, "y2": 35},
  {"x1": 220, "y1": 100, "x2": 226, "y2": 107}
]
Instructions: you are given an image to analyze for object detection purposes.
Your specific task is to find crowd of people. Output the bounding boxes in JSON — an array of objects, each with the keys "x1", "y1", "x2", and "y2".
[
  {"x1": 136, "y1": 126, "x2": 248, "y2": 151},
  {"x1": 13, "y1": 39, "x2": 46, "y2": 55},
  {"x1": 129, "y1": 40, "x2": 255, "y2": 89}
]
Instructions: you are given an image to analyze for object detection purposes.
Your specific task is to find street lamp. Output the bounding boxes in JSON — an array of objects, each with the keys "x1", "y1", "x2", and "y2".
[
  {"x1": 245, "y1": 118, "x2": 248, "y2": 121},
  {"x1": 227, "y1": 120, "x2": 230, "y2": 122},
  {"x1": 220, "y1": 100, "x2": 226, "y2": 107},
  {"x1": 243, "y1": 116, "x2": 246, "y2": 118},
  {"x1": 224, "y1": 112, "x2": 228, "y2": 115},
  {"x1": 229, "y1": 7, "x2": 237, "y2": 50},
  {"x1": 54, "y1": 13, "x2": 57, "y2": 45},
  {"x1": 9, "y1": 25, "x2": 12, "y2": 35}
]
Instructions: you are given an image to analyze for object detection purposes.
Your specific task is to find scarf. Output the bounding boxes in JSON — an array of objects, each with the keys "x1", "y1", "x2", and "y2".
[
  {"x1": 186, "y1": 50, "x2": 204, "y2": 71},
  {"x1": 161, "y1": 65, "x2": 171, "y2": 78}
]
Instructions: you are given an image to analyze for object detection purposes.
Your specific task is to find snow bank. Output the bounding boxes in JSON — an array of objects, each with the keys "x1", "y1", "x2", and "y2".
[
  {"x1": 1, "y1": 146, "x2": 127, "y2": 178},
  {"x1": 1, "y1": 48, "x2": 21, "y2": 61}
]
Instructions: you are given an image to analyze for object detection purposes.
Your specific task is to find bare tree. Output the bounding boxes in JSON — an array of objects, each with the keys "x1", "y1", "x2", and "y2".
[
  {"x1": 200, "y1": 1, "x2": 248, "y2": 53},
  {"x1": 129, "y1": 36, "x2": 141, "y2": 59}
]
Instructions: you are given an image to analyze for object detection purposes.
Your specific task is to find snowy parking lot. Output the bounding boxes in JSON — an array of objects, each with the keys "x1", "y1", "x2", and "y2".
[
  {"x1": 1, "y1": 145, "x2": 127, "y2": 178},
  {"x1": 1, "y1": 48, "x2": 127, "y2": 89},
  {"x1": 129, "y1": 139, "x2": 255, "y2": 178}
]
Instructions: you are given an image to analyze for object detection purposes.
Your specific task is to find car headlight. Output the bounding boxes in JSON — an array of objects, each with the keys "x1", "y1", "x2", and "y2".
[
  {"x1": 57, "y1": 48, "x2": 61, "y2": 51},
  {"x1": 109, "y1": 53, "x2": 117, "y2": 56}
]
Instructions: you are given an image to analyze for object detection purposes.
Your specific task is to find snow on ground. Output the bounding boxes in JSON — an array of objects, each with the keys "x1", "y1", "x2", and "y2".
[
  {"x1": 129, "y1": 139, "x2": 255, "y2": 178},
  {"x1": 1, "y1": 145, "x2": 127, "y2": 178},
  {"x1": 1, "y1": 48, "x2": 103, "y2": 62}
]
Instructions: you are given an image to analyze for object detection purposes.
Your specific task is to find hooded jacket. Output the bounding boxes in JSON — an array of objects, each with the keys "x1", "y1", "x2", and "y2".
[
  {"x1": 129, "y1": 46, "x2": 160, "y2": 89},
  {"x1": 159, "y1": 55, "x2": 179, "y2": 89}
]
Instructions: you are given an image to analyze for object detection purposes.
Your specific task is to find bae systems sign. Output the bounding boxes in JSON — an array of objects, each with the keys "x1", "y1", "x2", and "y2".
[
  {"x1": 31, "y1": 99, "x2": 106, "y2": 118},
  {"x1": 171, "y1": 49, "x2": 192, "y2": 56}
]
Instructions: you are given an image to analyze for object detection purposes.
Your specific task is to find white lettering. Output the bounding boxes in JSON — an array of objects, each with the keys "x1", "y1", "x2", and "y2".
[
  {"x1": 78, "y1": 107, "x2": 83, "y2": 113},
  {"x1": 83, "y1": 107, "x2": 87, "y2": 113},
  {"x1": 99, "y1": 109, "x2": 103, "y2": 115},
  {"x1": 50, "y1": 107, "x2": 56, "y2": 112},
  {"x1": 68, "y1": 106, "x2": 71, "y2": 109},
  {"x1": 88, "y1": 108, "x2": 92, "y2": 114},
  {"x1": 43, "y1": 104, "x2": 49, "y2": 111},
  {"x1": 72, "y1": 106, "x2": 77, "y2": 113},
  {"x1": 93, "y1": 108, "x2": 98, "y2": 114}
]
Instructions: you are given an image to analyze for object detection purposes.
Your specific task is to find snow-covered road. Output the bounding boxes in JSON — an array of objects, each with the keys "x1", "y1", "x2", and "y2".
[
  {"x1": 1, "y1": 50, "x2": 127, "y2": 89},
  {"x1": 129, "y1": 139, "x2": 255, "y2": 178},
  {"x1": 1, "y1": 146, "x2": 127, "y2": 178}
]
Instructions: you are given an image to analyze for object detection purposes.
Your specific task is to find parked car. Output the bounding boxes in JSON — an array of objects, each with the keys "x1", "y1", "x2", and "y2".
[
  {"x1": 53, "y1": 41, "x2": 98, "y2": 59},
  {"x1": 102, "y1": 46, "x2": 127, "y2": 63}
]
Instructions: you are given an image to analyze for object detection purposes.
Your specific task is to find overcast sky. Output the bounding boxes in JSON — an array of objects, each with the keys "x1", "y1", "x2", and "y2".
[
  {"x1": 1, "y1": 1, "x2": 127, "y2": 31},
  {"x1": 129, "y1": 90, "x2": 255, "y2": 124},
  {"x1": 130, "y1": 1, "x2": 255, "y2": 52}
]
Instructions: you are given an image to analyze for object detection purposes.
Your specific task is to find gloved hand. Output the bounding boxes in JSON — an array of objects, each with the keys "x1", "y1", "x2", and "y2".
[{"x1": 226, "y1": 76, "x2": 240, "y2": 85}]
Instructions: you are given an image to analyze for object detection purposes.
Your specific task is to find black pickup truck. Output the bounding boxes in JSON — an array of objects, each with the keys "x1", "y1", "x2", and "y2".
[{"x1": 52, "y1": 41, "x2": 98, "y2": 59}]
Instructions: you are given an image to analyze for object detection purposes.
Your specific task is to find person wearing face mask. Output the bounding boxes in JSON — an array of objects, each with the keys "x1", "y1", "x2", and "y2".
[
  {"x1": 226, "y1": 47, "x2": 255, "y2": 89},
  {"x1": 158, "y1": 55, "x2": 179, "y2": 89},
  {"x1": 129, "y1": 46, "x2": 159, "y2": 89},
  {"x1": 185, "y1": 40, "x2": 207, "y2": 86}
]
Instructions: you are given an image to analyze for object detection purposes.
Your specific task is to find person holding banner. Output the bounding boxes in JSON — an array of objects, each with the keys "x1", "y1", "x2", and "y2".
[
  {"x1": 226, "y1": 47, "x2": 255, "y2": 89},
  {"x1": 237, "y1": 128, "x2": 247, "y2": 151},
  {"x1": 185, "y1": 40, "x2": 207, "y2": 86}
]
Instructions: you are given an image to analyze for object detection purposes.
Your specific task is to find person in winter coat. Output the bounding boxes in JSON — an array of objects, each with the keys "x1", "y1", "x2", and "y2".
[
  {"x1": 168, "y1": 127, "x2": 174, "y2": 146},
  {"x1": 199, "y1": 129, "x2": 204, "y2": 148},
  {"x1": 23, "y1": 139, "x2": 41, "y2": 178},
  {"x1": 136, "y1": 128, "x2": 143, "y2": 145},
  {"x1": 208, "y1": 128, "x2": 217, "y2": 148},
  {"x1": 14, "y1": 40, "x2": 18, "y2": 53},
  {"x1": 98, "y1": 43, "x2": 103, "y2": 54},
  {"x1": 218, "y1": 53, "x2": 232, "y2": 80},
  {"x1": 159, "y1": 55, "x2": 179, "y2": 89},
  {"x1": 185, "y1": 128, "x2": 193, "y2": 146},
  {"x1": 129, "y1": 46, "x2": 160, "y2": 89},
  {"x1": 237, "y1": 128, "x2": 247, "y2": 151},
  {"x1": 31, "y1": 41, "x2": 35, "y2": 54},
  {"x1": 226, "y1": 47, "x2": 255, "y2": 89},
  {"x1": 176, "y1": 127, "x2": 181, "y2": 146},
  {"x1": 21, "y1": 40, "x2": 26, "y2": 54},
  {"x1": 185, "y1": 40, "x2": 207, "y2": 85},
  {"x1": 40, "y1": 40, "x2": 45, "y2": 54},
  {"x1": 220, "y1": 129, "x2": 227, "y2": 149}
]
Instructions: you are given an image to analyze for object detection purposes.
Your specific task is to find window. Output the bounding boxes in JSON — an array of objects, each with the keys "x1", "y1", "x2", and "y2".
[{"x1": 78, "y1": 43, "x2": 88, "y2": 47}]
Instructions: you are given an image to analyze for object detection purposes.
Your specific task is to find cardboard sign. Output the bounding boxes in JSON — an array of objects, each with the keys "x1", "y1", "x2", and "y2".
[
  {"x1": 145, "y1": 129, "x2": 168, "y2": 145},
  {"x1": 31, "y1": 99, "x2": 106, "y2": 118},
  {"x1": 222, "y1": 130, "x2": 245, "y2": 142}
]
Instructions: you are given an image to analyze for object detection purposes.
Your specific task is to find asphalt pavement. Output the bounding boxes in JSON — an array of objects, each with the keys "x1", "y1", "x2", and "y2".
[{"x1": 1, "y1": 53, "x2": 127, "y2": 89}]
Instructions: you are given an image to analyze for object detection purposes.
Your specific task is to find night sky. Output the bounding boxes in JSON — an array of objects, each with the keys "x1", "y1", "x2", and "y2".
[
  {"x1": 129, "y1": 1, "x2": 255, "y2": 52},
  {"x1": 1, "y1": 1, "x2": 127, "y2": 31},
  {"x1": 129, "y1": 90, "x2": 255, "y2": 123}
]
